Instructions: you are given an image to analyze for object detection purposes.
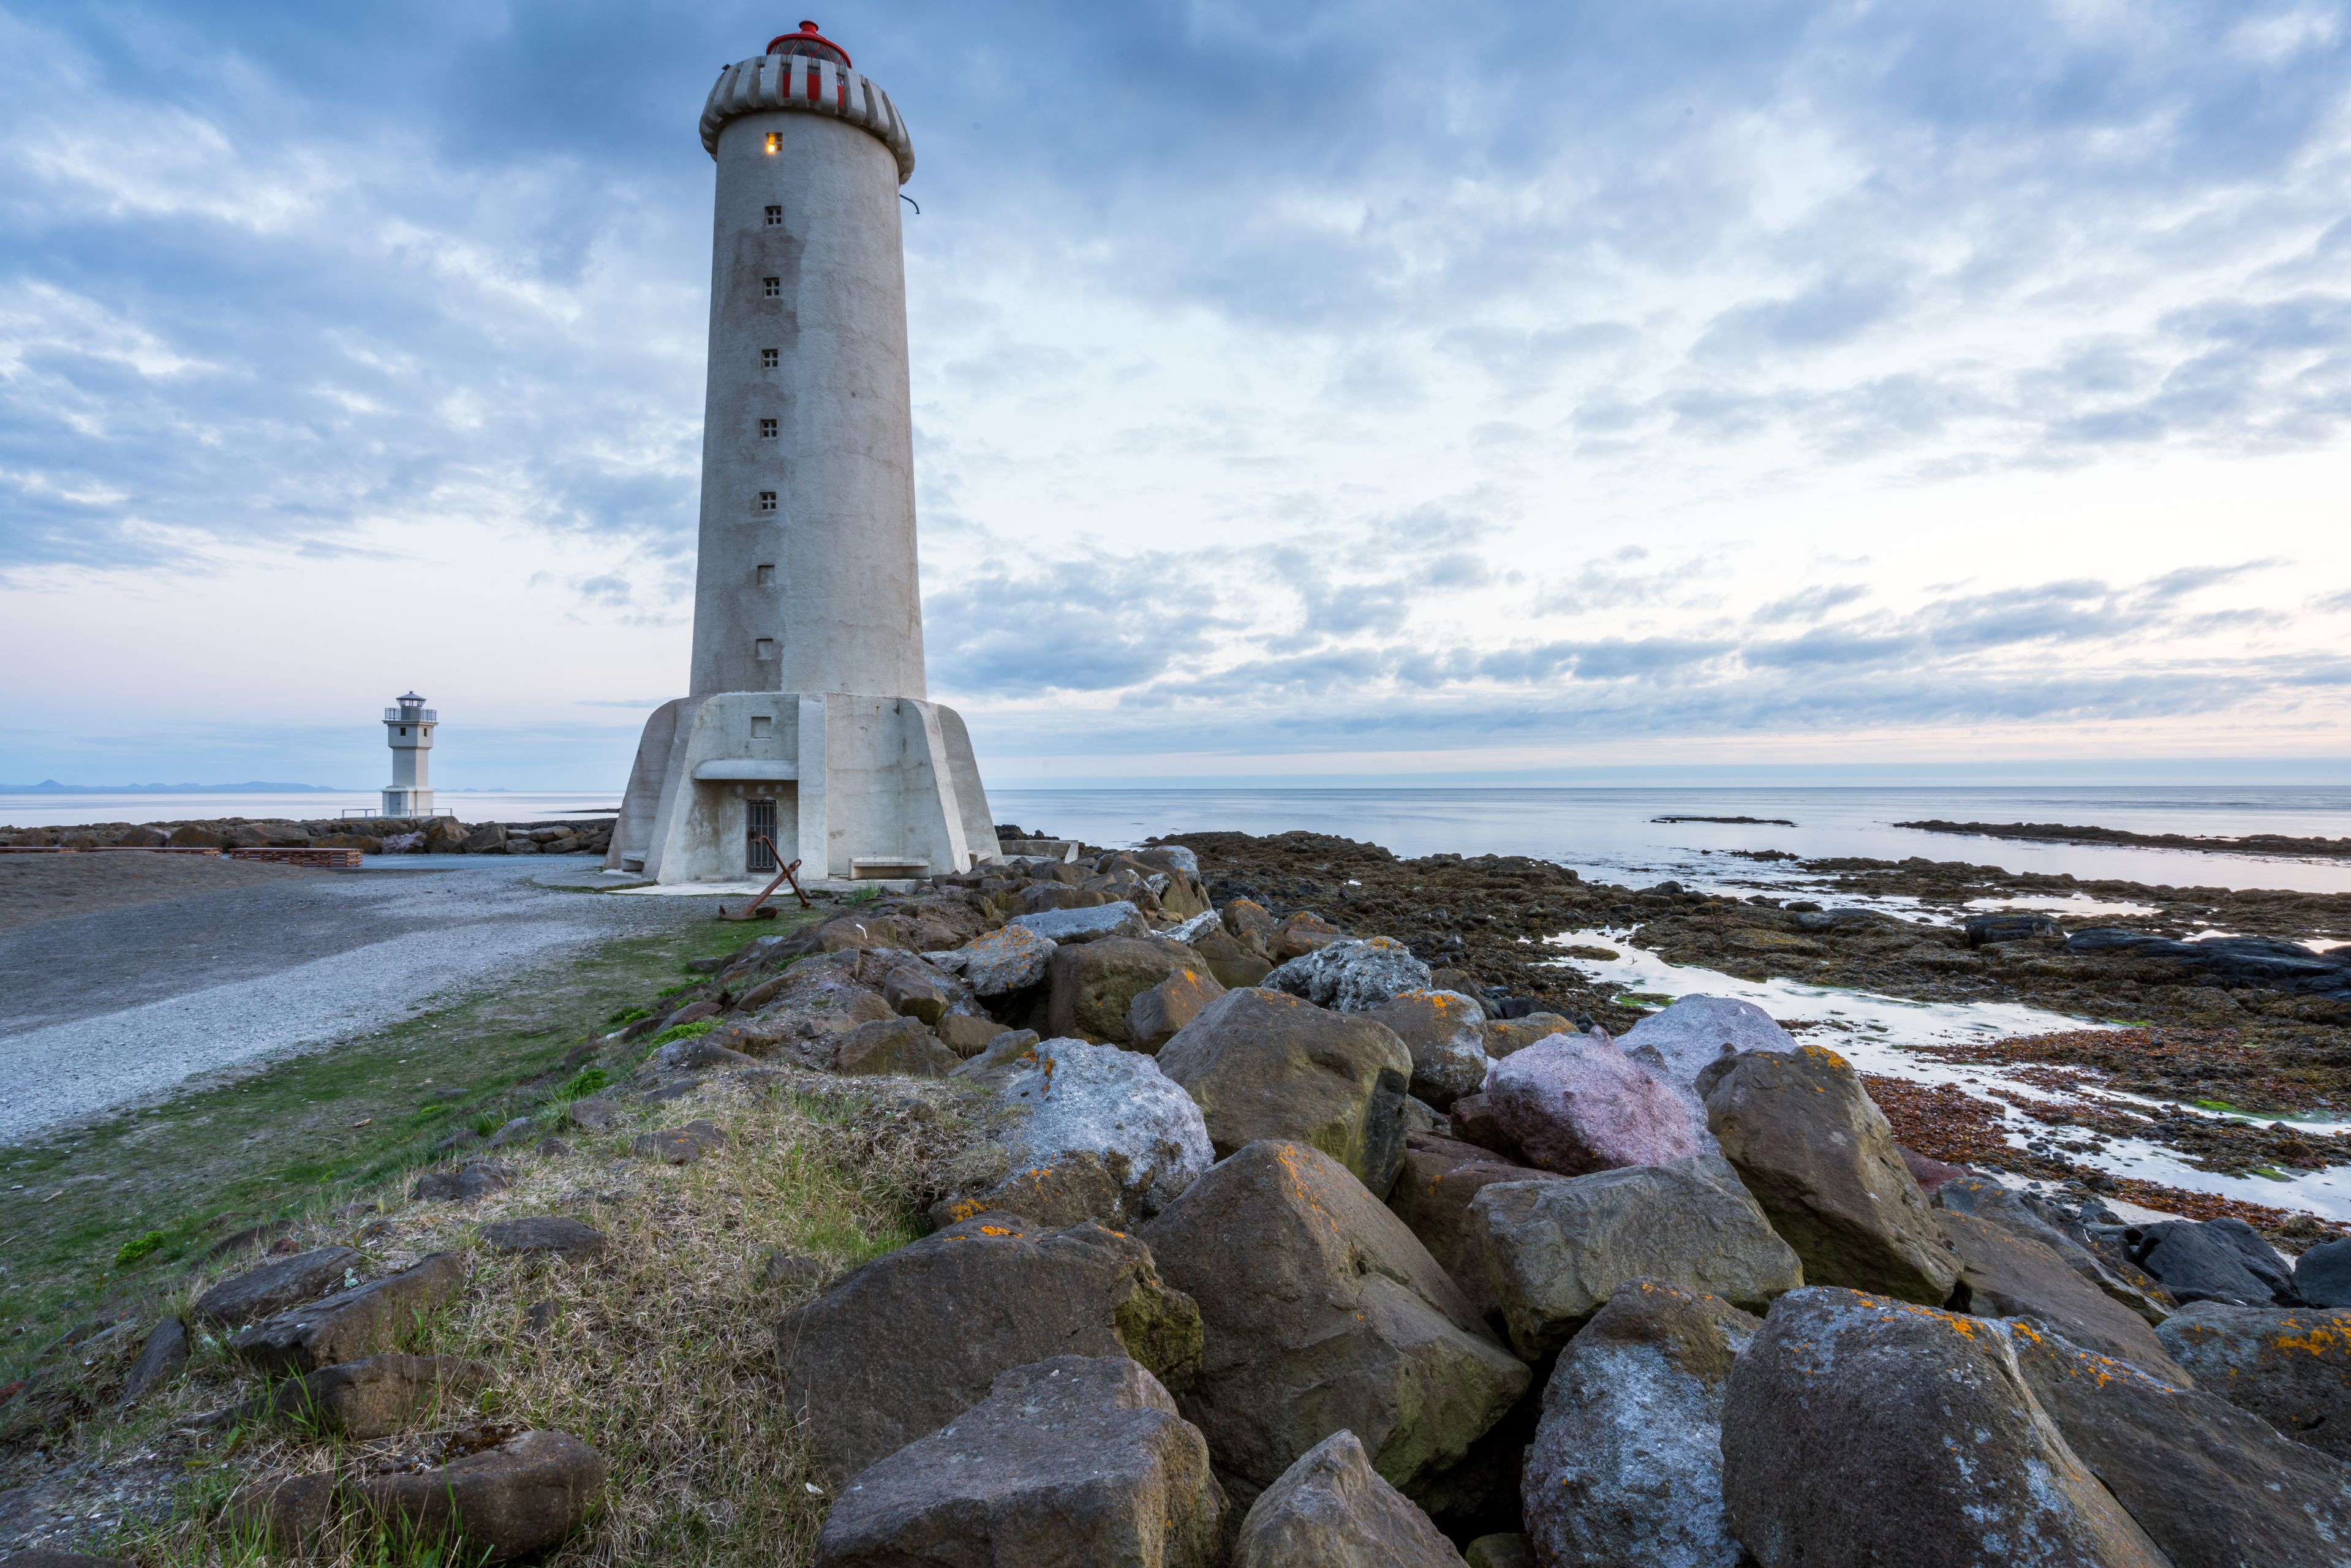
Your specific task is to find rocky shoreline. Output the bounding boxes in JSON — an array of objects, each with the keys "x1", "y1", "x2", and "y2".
[
  {"x1": 1898, "y1": 816, "x2": 2351, "y2": 859},
  {"x1": 0, "y1": 815, "x2": 615, "y2": 859},
  {"x1": 9, "y1": 824, "x2": 2351, "y2": 1565}
]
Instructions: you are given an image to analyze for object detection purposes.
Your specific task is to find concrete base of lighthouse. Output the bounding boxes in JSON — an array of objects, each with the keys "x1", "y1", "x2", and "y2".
[{"x1": 605, "y1": 692, "x2": 1000, "y2": 884}]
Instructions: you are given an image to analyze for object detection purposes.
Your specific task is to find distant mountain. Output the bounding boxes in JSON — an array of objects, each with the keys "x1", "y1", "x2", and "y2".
[{"x1": 1, "y1": 780, "x2": 347, "y2": 794}]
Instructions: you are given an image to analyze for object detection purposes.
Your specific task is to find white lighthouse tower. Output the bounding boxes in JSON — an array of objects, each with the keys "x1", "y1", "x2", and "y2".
[
  {"x1": 382, "y1": 692, "x2": 436, "y2": 818},
  {"x1": 608, "y1": 21, "x2": 997, "y2": 884}
]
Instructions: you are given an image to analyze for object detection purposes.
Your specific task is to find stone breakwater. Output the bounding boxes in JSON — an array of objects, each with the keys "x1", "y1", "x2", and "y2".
[{"x1": 0, "y1": 815, "x2": 614, "y2": 858}]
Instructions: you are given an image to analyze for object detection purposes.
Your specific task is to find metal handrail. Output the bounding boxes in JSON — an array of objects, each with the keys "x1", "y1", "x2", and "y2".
[{"x1": 383, "y1": 707, "x2": 438, "y2": 722}]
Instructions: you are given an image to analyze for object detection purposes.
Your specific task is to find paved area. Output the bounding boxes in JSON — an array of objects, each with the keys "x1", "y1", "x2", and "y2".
[{"x1": 0, "y1": 856, "x2": 713, "y2": 1145}]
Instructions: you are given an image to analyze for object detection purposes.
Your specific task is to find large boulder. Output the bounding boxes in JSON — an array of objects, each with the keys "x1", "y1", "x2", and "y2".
[
  {"x1": 1139, "y1": 1140, "x2": 1530, "y2": 1505},
  {"x1": 1385, "y1": 1131, "x2": 1563, "y2": 1320},
  {"x1": 1525, "y1": 1281, "x2": 1759, "y2": 1568},
  {"x1": 1482, "y1": 1014, "x2": 1580, "y2": 1060},
  {"x1": 2127, "y1": 1219, "x2": 2296, "y2": 1306},
  {"x1": 1230, "y1": 1430, "x2": 1468, "y2": 1568},
  {"x1": 1470, "y1": 1155, "x2": 1802, "y2": 1359},
  {"x1": 1155, "y1": 989, "x2": 1413, "y2": 1195},
  {"x1": 1368, "y1": 990, "x2": 1490, "y2": 1110},
  {"x1": 1190, "y1": 922, "x2": 1274, "y2": 991},
  {"x1": 779, "y1": 1212, "x2": 1203, "y2": 1483},
  {"x1": 2298, "y1": 1237, "x2": 2351, "y2": 1308},
  {"x1": 815, "y1": 1356, "x2": 1224, "y2": 1568},
  {"x1": 943, "y1": 1036, "x2": 1213, "y2": 1225},
  {"x1": 1047, "y1": 937, "x2": 1195, "y2": 1042},
  {"x1": 1270, "y1": 911, "x2": 1345, "y2": 962},
  {"x1": 1265, "y1": 937, "x2": 1434, "y2": 1013},
  {"x1": 2012, "y1": 1321, "x2": 2351, "y2": 1568},
  {"x1": 203, "y1": 1353, "x2": 489, "y2": 1439},
  {"x1": 2157, "y1": 1302, "x2": 2351, "y2": 1460},
  {"x1": 1011, "y1": 901, "x2": 1151, "y2": 944},
  {"x1": 834, "y1": 1016, "x2": 957, "y2": 1077},
  {"x1": 1704, "y1": 1045, "x2": 1959, "y2": 1305},
  {"x1": 1938, "y1": 1211, "x2": 2189, "y2": 1380},
  {"x1": 1934, "y1": 1178, "x2": 2172, "y2": 1325},
  {"x1": 1126, "y1": 965, "x2": 1229, "y2": 1052},
  {"x1": 349, "y1": 1428, "x2": 606, "y2": 1564},
  {"x1": 229, "y1": 1254, "x2": 466, "y2": 1375},
  {"x1": 192, "y1": 1248, "x2": 361, "y2": 1328},
  {"x1": 942, "y1": 923, "x2": 1056, "y2": 996},
  {"x1": 1722, "y1": 1287, "x2": 2167, "y2": 1567},
  {"x1": 1616, "y1": 995, "x2": 1795, "y2": 1086},
  {"x1": 1484, "y1": 1031, "x2": 1706, "y2": 1177}
]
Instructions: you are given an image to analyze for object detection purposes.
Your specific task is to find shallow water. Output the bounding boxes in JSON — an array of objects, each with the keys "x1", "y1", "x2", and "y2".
[
  {"x1": 1544, "y1": 928, "x2": 2351, "y2": 1221},
  {"x1": 995, "y1": 785, "x2": 2351, "y2": 895}
]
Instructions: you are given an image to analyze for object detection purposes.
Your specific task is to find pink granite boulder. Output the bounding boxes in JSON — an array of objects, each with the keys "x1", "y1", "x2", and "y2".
[{"x1": 1485, "y1": 1032, "x2": 1706, "y2": 1177}]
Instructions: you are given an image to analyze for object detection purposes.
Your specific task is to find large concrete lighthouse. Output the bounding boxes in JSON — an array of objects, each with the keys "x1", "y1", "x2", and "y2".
[{"x1": 608, "y1": 21, "x2": 997, "y2": 884}]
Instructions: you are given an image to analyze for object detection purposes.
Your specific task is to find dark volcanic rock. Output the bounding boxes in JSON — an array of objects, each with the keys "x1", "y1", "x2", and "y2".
[
  {"x1": 1704, "y1": 1045, "x2": 1959, "y2": 1304},
  {"x1": 118, "y1": 1316, "x2": 189, "y2": 1405},
  {"x1": 204, "y1": 1352, "x2": 489, "y2": 1438},
  {"x1": 477, "y1": 1216, "x2": 608, "y2": 1262},
  {"x1": 779, "y1": 1213, "x2": 1203, "y2": 1485},
  {"x1": 1230, "y1": 1430, "x2": 1468, "y2": 1568},
  {"x1": 2067, "y1": 927, "x2": 2351, "y2": 998},
  {"x1": 815, "y1": 1356, "x2": 1223, "y2": 1568},
  {"x1": 350, "y1": 1427, "x2": 606, "y2": 1564},
  {"x1": 1384, "y1": 1131, "x2": 1562, "y2": 1319},
  {"x1": 2127, "y1": 1219, "x2": 2295, "y2": 1306},
  {"x1": 1139, "y1": 1139, "x2": 1528, "y2": 1505},
  {"x1": 2157, "y1": 1302, "x2": 2351, "y2": 1460},
  {"x1": 228, "y1": 1253, "x2": 466, "y2": 1375},
  {"x1": 413, "y1": 1161, "x2": 513, "y2": 1202},
  {"x1": 2012, "y1": 1321, "x2": 2351, "y2": 1568},
  {"x1": 1722, "y1": 1287, "x2": 2165, "y2": 1567},
  {"x1": 2296, "y1": 1237, "x2": 2351, "y2": 1308},
  {"x1": 1938, "y1": 1212, "x2": 2189, "y2": 1381},
  {"x1": 192, "y1": 1247, "x2": 360, "y2": 1328},
  {"x1": 1525, "y1": 1281, "x2": 1759, "y2": 1568}
]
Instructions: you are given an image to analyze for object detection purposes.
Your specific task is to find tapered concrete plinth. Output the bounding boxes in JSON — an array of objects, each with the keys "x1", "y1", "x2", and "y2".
[{"x1": 606, "y1": 691, "x2": 997, "y2": 884}]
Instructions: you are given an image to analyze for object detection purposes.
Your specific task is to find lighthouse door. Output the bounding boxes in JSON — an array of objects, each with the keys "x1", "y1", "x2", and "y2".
[{"x1": 745, "y1": 799, "x2": 778, "y2": 872}]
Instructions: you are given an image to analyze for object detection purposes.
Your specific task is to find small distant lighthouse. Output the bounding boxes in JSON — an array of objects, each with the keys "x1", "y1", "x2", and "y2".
[{"x1": 381, "y1": 692, "x2": 437, "y2": 818}]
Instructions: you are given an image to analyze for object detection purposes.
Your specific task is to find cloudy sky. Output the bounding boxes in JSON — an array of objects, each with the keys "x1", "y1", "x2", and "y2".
[{"x1": 2, "y1": 0, "x2": 2347, "y2": 790}]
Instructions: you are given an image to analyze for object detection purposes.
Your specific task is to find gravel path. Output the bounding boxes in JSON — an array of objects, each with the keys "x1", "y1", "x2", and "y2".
[{"x1": 0, "y1": 856, "x2": 709, "y2": 1144}]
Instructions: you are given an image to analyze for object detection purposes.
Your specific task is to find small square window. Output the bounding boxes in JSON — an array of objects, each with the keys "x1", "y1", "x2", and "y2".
[
  {"x1": 750, "y1": 715, "x2": 773, "y2": 739},
  {"x1": 759, "y1": 417, "x2": 778, "y2": 439},
  {"x1": 754, "y1": 638, "x2": 776, "y2": 660},
  {"x1": 764, "y1": 132, "x2": 781, "y2": 154},
  {"x1": 761, "y1": 347, "x2": 779, "y2": 369},
  {"x1": 755, "y1": 564, "x2": 775, "y2": 586},
  {"x1": 758, "y1": 491, "x2": 777, "y2": 511},
  {"x1": 764, "y1": 205, "x2": 782, "y2": 225},
  {"x1": 763, "y1": 276, "x2": 781, "y2": 298}
]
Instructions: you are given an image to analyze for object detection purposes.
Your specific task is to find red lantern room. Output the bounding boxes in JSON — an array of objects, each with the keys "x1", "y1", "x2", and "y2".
[{"x1": 767, "y1": 20, "x2": 850, "y2": 68}]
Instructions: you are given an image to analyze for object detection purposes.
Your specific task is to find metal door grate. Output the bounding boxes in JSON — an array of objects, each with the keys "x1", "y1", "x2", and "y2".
[{"x1": 746, "y1": 799, "x2": 778, "y2": 871}]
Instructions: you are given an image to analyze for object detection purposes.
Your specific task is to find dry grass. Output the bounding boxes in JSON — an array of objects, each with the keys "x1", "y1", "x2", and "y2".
[{"x1": 109, "y1": 1067, "x2": 989, "y2": 1568}]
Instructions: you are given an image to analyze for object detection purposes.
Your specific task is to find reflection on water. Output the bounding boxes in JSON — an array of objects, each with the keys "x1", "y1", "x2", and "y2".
[{"x1": 1545, "y1": 927, "x2": 2351, "y2": 1221}]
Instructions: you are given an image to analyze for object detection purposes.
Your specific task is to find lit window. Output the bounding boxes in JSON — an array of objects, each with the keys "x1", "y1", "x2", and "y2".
[
  {"x1": 761, "y1": 348, "x2": 779, "y2": 369},
  {"x1": 763, "y1": 276, "x2": 780, "y2": 298},
  {"x1": 760, "y1": 418, "x2": 777, "y2": 439},
  {"x1": 764, "y1": 205, "x2": 782, "y2": 225},
  {"x1": 755, "y1": 638, "x2": 776, "y2": 660},
  {"x1": 756, "y1": 564, "x2": 775, "y2": 586},
  {"x1": 758, "y1": 491, "x2": 777, "y2": 511},
  {"x1": 765, "y1": 132, "x2": 780, "y2": 154}
]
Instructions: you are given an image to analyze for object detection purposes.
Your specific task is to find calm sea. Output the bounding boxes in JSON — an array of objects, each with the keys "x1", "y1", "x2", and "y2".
[{"x1": 6, "y1": 785, "x2": 2350, "y2": 895}]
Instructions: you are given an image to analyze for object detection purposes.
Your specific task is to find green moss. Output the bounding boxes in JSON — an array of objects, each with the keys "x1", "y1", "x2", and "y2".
[
  {"x1": 649, "y1": 1019, "x2": 718, "y2": 1048},
  {"x1": 557, "y1": 1067, "x2": 611, "y2": 1101},
  {"x1": 113, "y1": 1229, "x2": 167, "y2": 1266}
]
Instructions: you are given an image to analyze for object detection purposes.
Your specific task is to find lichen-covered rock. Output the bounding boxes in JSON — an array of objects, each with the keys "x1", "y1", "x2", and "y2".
[
  {"x1": 1156, "y1": 988, "x2": 1413, "y2": 1194},
  {"x1": 1938, "y1": 1211, "x2": 2188, "y2": 1381},
  {"x1": 1525, "y1": 1281, "x2": 1759, "y2": 1568},
  {"x1": 2157, "y1": 1302, "x2": 2351, "y2": 1460},
  {"x1": 953, "y1": 924, "x2": 1057, "y2": 995},
  {"x1": 1047, "y1": 937, "x2": 1198, "y2": 1042},
  {"x1": 1231, "y1": 1430, "x2": 1468, "y2": 1568},
  {"x1": 1482, "y1": 1014, "x2": 1580, "y2": 1059},
  {"x1": 1616, "y1": 995, "x2": 1795, "y2": 1085},
  {"x1": 1265, "y1": 937, "x2": 1434, "y2": 1013},
  {"x1": 1189, "y1": 921, "x2": 1275, "y2": 990},
  {"x1": 192, "y1": 1247, "x2": 361, "y2": 1328},
  {"x1": 1386, "y1": 1131, "x2": 1563, "y2": 1319},
  {"x1": 779, "y1": 1213, "x2": 1203, "y2": 1483},
  {"x1": 947, "y1": 1036, "x2": 1213, "y2": 1224},
  {"x1": 834, "y1": 1016, "x2": 957, "y2": 1078},
  {"x1": 1139, "y1": 1140, "x2": 1528, "y2": 1504},
  {"x1": 1011, "y1": 901, "x2": 1151, "y2": 944},
  {"x1": 1485, "y1": 1031, "x2": 1707, "y2": 1177},
  {"x1": 1369, "y1": 990, "x2": 1490, "y2": 1110},
  {"x1": 1470, "y1": 1155, "x2": 1802, "y2": 1359},
  {"x1": 815, "y1": 1356, "x2": 1224, "y2": 1568},
  {"x1": 1722, "y1": 1287, "x2": 2167, "y2": 1568},
  {"x1": 2010, "y1": 1320, "x2": 2351, "y2": 1568},
  {"x1": 1126, "y1": 965, "x2": 1229, "y2": 1052},
  {"x1": 1704, "y1": 1045, "x2": 1959, "y2": 1305},
  {"x1": 1270, "y1": 911, "x2": 1345, "y2": 962}
]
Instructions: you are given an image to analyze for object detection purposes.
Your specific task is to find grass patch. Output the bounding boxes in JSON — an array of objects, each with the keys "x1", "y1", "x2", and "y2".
[
  {"x1": 0, "y1": 903, "x2": 821, "y2": 1385},
  {"x1": 647, "y1": 1020, "x2": 717, "y2": 1049},
  {"x1": 556, "y1": 1068, "x2": 611, "y2": 1102}
]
